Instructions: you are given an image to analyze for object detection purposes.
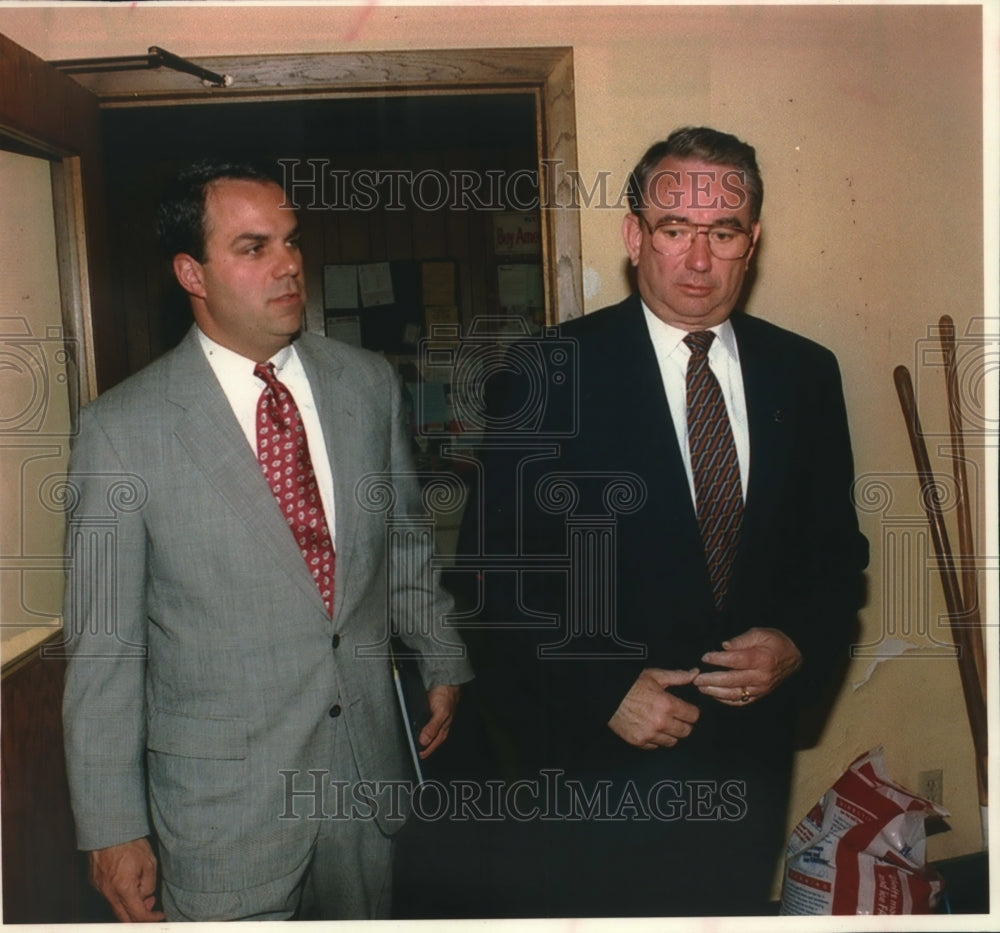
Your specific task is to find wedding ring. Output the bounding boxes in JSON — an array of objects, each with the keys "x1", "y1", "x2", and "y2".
[{"x1": 740, "y1": 686, "x2": 751, "y2": 703}]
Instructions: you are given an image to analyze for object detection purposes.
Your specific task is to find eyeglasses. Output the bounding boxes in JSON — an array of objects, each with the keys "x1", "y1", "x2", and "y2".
[{"x1": 637, "y1": 215, "x2": 754, "y2": 261}]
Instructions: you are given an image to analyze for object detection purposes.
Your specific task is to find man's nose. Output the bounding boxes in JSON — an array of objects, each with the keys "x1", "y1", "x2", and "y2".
[
  {"x1": 275, "y1": 243, "x2": 302, "y2": 277},
  {"x1": 685, "y1": 231, "x2": 713, "y2": 271}
]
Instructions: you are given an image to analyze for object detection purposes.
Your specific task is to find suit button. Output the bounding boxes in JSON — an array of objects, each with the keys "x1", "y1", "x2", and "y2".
[
  {"x1": 331, "y1": 634, "x2": 341, "y2": 649},
  {"x1": 329, "y1": 704, "x2": 342, "y2": 718}
]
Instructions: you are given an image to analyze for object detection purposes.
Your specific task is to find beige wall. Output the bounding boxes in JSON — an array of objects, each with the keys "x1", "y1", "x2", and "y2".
[
  {"x1": 1, "y1": 2, "x2": 991, "y2": 870},
  {"x1": 0, "y1": 149, "x2": 70, "y2": 662}
]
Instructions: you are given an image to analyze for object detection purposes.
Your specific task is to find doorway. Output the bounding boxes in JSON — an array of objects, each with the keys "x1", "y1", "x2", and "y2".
[
  {"x1": 101, "y1": 92, "x2": 543, "y2": 375},
  {"x1": 60, "y1": 46, "x2": 583, "y2": 390}
]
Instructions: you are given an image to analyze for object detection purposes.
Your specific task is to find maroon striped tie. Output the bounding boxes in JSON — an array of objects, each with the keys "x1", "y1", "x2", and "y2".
[
  {"x1": 255, "y1": 362, "x2": 335, "y2": 617},
  {"x1": 684, "y1": 331, "x2": 743, "y2": 610}
]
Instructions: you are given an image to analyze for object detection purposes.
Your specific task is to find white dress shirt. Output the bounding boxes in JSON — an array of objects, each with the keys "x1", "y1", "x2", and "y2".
[
  {"x1": 641, "y1": 303, "x2": 750, "y2": 505},
  {"x1": 198, "y1": 330, "x2": 337, "y2": 543}
]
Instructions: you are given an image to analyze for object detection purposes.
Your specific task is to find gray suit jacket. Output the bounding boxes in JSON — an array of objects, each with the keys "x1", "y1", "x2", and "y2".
[{"x1": 62, "y1": 328, "x2": 472, "y2": 893}]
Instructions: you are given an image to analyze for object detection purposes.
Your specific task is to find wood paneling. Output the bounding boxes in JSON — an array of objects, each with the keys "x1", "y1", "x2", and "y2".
[
  {"x1": 101, "y1": 100, "x2": 540, "y2": 372},
  {"x1": 1, "y1": 646, "x2": 110, "y2": 923}
]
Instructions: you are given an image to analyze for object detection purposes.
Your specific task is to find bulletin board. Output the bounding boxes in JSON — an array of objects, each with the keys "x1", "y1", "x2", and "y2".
[{"x1": 322, "y1": 259, "x2": 459, "y2": 355}]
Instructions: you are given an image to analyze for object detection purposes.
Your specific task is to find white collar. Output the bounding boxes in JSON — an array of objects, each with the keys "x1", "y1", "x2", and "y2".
[
  {"x1": 196, "y1": 329, "x2": 296, "y2": 381},
  {"x1": 639, "y1": 302, "x2": 739, "y2": 360}
]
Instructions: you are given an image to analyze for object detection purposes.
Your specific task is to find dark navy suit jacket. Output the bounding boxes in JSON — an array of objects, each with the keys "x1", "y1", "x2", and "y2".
[{"x1": 466, "y1": 295, "x2": 868, "y2": 912}]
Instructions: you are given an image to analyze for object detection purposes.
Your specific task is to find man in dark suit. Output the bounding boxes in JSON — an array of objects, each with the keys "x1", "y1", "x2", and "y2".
[
  {"x1": 61, "y1": 161, "x2": 473, "y2": 922},
  {"x1": 468, "y1": 127, "x2": 868, "y2": 916}
]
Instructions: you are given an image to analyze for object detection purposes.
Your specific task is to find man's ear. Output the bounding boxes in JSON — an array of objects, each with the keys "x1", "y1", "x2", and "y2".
[
  {"x1": 172, "y1": 253, "x2": 207, "y2": 299},
  {"x1": 622, "y1": 212, "x2": 642, "y2": 267},
  {"x1": 745, "y1": 221, "x2": 762, "y2": 268}
]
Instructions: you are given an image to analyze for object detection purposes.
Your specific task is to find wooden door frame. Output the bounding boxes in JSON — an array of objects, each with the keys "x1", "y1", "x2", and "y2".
[
  {"x1": 66, "y1": 46, "x2": 584, "y2": 327},
  {"x1": 0, "y1": 35, "x2": 114, "y2": 921},
  {"x1": 1, "y1": 33, "x2": 110, "y2": 403}
]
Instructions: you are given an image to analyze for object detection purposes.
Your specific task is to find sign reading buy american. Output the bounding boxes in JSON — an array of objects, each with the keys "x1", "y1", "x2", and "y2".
[{"x1": 493, "y1": 212, "x2": 541, "y2": 255}]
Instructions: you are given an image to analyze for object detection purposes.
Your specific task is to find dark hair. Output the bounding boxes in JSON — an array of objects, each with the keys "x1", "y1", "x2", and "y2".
[
  {"x1": 627, "y1": 126, "x2": 763, "y2": 222},
  {"x1": 156, "y1": 160, "x2": 285, "y2": 261}
]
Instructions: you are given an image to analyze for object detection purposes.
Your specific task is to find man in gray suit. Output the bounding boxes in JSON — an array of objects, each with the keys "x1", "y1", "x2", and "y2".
[{"x1": 61, "y1": 161, "x2": 473, "y2": 922}]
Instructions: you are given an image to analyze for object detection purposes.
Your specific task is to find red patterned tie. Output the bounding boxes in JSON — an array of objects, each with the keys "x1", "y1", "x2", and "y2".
[
  {"x1": 684, "y1": 331, "x2": 743, "y2": 610},
  {"x1": 255, "y1": 362, "x2": 335, "y2": 617}
]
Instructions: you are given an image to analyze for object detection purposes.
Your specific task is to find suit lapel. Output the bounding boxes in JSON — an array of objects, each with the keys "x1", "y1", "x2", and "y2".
[
  {"x1": 295, "y1": 337, "x2": 364, "y2": 631},
  {"x1": 591, "y1": 299, "x2": 718, "y2": 636},
  {"x1": 612, "y1": 299, "x2": 700, "y2": 532},
  {"x1": 730, "y1": 313, "x2": 793, "y2": 599},
  {"x1": 165, "y1": 329, "x2": 328, "y2": 615}
]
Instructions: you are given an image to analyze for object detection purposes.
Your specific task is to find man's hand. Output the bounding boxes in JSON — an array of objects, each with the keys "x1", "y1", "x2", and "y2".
[
  {"x1": 694, "y1": 627, "x2": 803, "y2": 706},
  {"x1": 88, "y1": 837, "x2": 164, "y2": 923},
  {"x1": 607, "y1": 668, "x2": 701, "y2": 750},
  {"x1": 418, "y1": 684, "x2": 461, "y2": 759}
]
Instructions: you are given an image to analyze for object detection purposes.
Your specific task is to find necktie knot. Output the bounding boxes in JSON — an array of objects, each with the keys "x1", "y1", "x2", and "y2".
[
  {"x1": 255, "y1": 362, "x2": 290, "y2": 429},
  {"x1": 254, "y1": 361, "x2": 279, "y2": 390},
  {"x1": 684, "y1": 330, "x2": 715, "y2": 358}
]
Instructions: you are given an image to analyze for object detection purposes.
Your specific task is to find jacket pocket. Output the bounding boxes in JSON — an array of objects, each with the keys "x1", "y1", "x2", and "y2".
[{"x1": 147, "y1": 709, "x2": 248, "y2": 760}]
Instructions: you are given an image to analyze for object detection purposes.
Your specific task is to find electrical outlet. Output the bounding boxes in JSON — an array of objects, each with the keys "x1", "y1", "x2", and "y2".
[{"x1": 918, "y1": 769, "x2": 944, "y2": 805}]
